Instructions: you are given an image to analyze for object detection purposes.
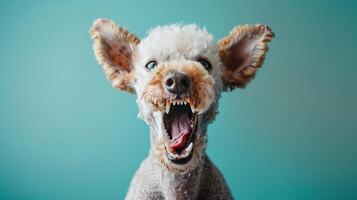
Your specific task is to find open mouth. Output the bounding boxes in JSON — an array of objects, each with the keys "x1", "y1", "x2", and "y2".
[{"x1": 163, "y1": 99, "x2": 198, "y2": 164}]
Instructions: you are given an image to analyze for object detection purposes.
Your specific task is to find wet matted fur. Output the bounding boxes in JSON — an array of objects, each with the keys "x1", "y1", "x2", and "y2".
[{"x1": 90, "y1": 18, "x2": 274, "y2": 199}]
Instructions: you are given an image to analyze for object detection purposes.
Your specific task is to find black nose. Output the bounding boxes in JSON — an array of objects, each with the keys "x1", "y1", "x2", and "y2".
[{"x1": 164, "y1": 72, "x2": 191, "y2": 95}]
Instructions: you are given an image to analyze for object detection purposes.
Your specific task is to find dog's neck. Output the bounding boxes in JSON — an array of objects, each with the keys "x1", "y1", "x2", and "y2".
[
  {"x1": 147, "y1": 148, "x2": 207, "y2": 199},
  {"x1": 147, "y1": 127, "x2": 207, "y2": 199},
  {"x1": 161, "y1": 161, "x2": 204, "y2": 199}
]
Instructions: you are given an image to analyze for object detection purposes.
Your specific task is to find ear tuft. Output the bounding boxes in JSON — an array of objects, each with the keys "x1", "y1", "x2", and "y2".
[
  {"x1": 90, "y1": 18, "x2": 140, "y2": 93},
  {"x1": 219, "y1": 24, "x2": 274, "y2": 90}
]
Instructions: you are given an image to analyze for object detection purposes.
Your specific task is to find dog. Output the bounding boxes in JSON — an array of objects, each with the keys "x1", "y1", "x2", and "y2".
[{"x1": 90, "y1": 18, "x2": 274, "y2": 199}]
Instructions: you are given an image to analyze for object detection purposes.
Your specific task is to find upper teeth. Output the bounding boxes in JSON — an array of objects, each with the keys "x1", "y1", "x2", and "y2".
[
  {"x1": 165, "y1": 99, "x2": 195, "y2": 113},
  {"x1": 166, "y1": 101, "x2": 170, "y2": 113}
]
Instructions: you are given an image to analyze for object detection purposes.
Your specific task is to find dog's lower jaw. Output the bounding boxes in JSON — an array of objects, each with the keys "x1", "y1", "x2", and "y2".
[{"x1": 151, "y1": 126, "x2": 207, "y2": 174}]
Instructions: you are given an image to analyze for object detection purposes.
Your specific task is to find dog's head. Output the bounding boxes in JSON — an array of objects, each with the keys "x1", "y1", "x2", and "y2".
[{"x1": 90, "y1": 19, "x2": 274, "y2": 173}]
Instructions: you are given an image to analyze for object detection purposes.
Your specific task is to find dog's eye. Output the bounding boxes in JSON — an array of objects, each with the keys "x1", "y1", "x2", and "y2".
[
  {"x1": 198, "y1": 59, "x2": 212, "y2": 70},
  {"x1": 145, "y1": 60, "x2": 157, "y2": 70}
]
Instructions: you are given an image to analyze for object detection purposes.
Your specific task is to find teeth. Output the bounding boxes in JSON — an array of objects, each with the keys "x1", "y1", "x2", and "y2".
[
  {"x1": 166, "y1": 142, "x2": 194, "y2": 160},
  {"x1": 187, "y1": 99, "x2": 194, "y2": 113},
  {"x1": 180, "y1": 142, "x2": 193, "y2": 158},
  {"x1": 190, "y1": 103, "x2": 195, "y2": 113},
  {"x1": 165, "y1": 99, "x2": 195, "y2": 113},
  {"x1": 166, "y1": 101, "x2": 170, "y2": 114},
  {"x1": 172, "y1": 100, "x2": 187, "y2": 106},
  {"x1": 181, "y1": 150, "x2": 189, "y2": 158},
  {"x1": 185, "y1": 142, "x2": 193, "y2": 154},
  {"x1": 168, "y1": 150, "x2": 176, "y2": 158}
]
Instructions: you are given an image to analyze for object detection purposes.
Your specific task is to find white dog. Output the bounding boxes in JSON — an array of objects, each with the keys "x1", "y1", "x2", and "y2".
[{"x1": 90, "y1": 18, "x2": 274, "y2": 199}]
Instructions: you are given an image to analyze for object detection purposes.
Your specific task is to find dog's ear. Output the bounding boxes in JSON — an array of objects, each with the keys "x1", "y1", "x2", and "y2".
[
  {"x1": 218, "y1": 24, "x2": 274, "y2": 91},
  {"x1": 90, "y1": 18, "x2": 140, "y2": 93}
]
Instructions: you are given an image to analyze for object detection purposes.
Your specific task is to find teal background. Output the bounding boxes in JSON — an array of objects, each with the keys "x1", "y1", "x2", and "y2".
[{"x1": 0, "y1": 0, "x2": 356, "y2": 199}]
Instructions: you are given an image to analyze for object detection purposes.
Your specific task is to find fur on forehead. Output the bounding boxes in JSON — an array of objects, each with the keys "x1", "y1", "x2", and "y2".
[
  {"x1": 138, "y1": 24, "x2": 217, "y2": 61},
  {"x1": 132, "y1": 24, "x2": 223, "y2": 98}
]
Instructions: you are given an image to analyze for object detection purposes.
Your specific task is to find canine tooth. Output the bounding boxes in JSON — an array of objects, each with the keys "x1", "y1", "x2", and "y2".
[
  {"x1": 184, "y1": 101, "x2": 187, "y2": 105},
  {"x1": 189, "y1": 103, "x2": 195, "y2": 113},
  {"x1": 187, "y1": 142, "x2": 193, "y2": 153},
  {"x1": 166, "y1": 101, "x2": 170, "y2": 113},
  {"x1": 186, "y1": 142, "x2": 193, "y2": 153},
  {"x1": 183, "y1": 149, "x2": 189, "y2": 157},
  {"x1": 173, "y1": 101, "x2": 176, "y2": 105}
]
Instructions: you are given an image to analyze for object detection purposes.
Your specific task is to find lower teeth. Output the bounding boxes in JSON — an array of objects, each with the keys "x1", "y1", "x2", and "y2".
[{"x1": 168, "y1": 142, "x2": 193, "y2": 159}]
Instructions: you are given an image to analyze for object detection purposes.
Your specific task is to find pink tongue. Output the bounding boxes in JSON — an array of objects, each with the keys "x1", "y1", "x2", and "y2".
[{"x1": 169, "y1": 113, "x2": 191, "y2": 151}]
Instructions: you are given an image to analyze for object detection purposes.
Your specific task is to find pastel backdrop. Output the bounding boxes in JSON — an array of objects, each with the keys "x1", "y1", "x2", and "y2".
[{"x1": 0, "y1": 0, "x2": 356, "y2": 199}]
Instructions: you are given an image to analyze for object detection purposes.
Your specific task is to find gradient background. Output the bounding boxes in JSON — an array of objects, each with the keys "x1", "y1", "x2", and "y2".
[{"x1": 1, "y1": 0, "x2": 356, "y2": 199}]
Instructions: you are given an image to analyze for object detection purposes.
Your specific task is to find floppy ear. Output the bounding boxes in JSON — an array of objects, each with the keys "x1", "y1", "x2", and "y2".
[
  {"x1": 218, "y1": 24, "x2": 274, "y2": 90},
  {"x1": 90, "y1": 18, "x2": 140, "y2": 93}
]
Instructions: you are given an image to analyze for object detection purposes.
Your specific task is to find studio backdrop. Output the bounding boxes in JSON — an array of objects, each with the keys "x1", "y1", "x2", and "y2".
[{"x1": 0, "y1": 0, "x2": 356, "y2": 199}]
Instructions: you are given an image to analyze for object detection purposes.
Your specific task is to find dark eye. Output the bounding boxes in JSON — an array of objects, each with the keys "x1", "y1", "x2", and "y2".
[
  {"x1": 197, "y1": 59, "x2": 212, "y2": 70},
  {"x1": 145, "y1": 60, "x2": 157, "y2": 70}
]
